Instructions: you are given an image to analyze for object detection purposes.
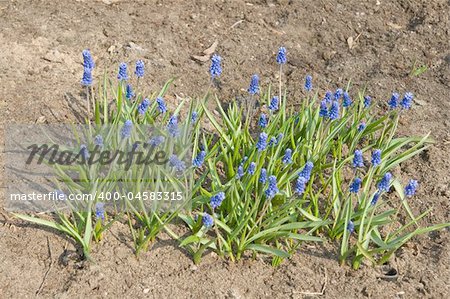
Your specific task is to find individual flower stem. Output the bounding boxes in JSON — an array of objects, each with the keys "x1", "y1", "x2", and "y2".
[
  {"x1": 136, "y1": 77, "x2": 140, "y2": 96},
  {"x1": 213, "y1": 213, "x2": 223, "y2": 257},
  {"x1": 245, "y1": 95, "x2": 253, "y2": 129},
  {"x1": 86, "y1": 86, "x2": 90, "y2": 121},
  {"x1": 279, "y1": 65, "x2": 283, "y2": 105}
]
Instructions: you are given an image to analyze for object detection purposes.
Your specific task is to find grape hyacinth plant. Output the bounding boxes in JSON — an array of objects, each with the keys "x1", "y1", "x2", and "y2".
[{"x1": 12, "y1": 46, "x2": 449, "y2": 271}]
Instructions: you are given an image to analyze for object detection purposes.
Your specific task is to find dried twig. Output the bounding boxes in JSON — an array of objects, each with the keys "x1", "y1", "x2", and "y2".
[
  {"x1": 230, "y1": 20, "x2": 244, "y2": 29},
  {"x1": 36, "y1": 237, "x2": 54, "y2": 296}
]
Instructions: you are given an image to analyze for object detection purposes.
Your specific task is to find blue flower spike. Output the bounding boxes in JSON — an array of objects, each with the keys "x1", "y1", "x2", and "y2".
[
  {"x1": 82, "y1": 49, "x2": 95, "y2": 70},
  {"x1": 276, "y1": 47, "x2": 287, "y2": 65},
  {"x1": 388, "y1": 92, "x2": 400, "y2": 109},
  {"x1": 256, "y1": 132, "x2": 268, "y2": 152},
  {"x1": 353, "y1": 150, "x2": 364, "y2": 168},
  {"x1": 265, "y1": 175, "x2": 279, "y2": 199},
  {"x1": 350, "y1": 177, "x2": 362, "y2": 193},
  {"x1": 248, "y1": 74, "x2": 260, "y2": 95},
  {"x1": 193, "y1": 151, "x2": 206, "y2": 168},
  {"x1": 371, "y1": 149, "x2": 382, "y2": 167},
  {"x1": 404, "y1": 179, "x2": 418, "y2": 197},
  {"x1": 328, "y1": 101, "x2": 340, "y2": 120},
  {"x1": 400, "y1": 92, "x2": 414, "y2": 109},
  {"x1": 135, "y1": 60, "x2": 145, "y2": 78},
  {"x1": 304, "y1": 75, "x2": 312, "y2": 91},
  {"x1": 378, "y1": 172, "x2": 392, "y2": 192},
  {"x1": 117, "y1": 62, "x2": 129, "y2": 81},
  {"x1": 202, "y1": 213, "x2": 214, "y2": 228},
  {"x1": 210, "y1": 54, "x2": 222, "y2": 79},
  {"x1": 210, "y1": 192, "x2": 225, "y2": 209}
]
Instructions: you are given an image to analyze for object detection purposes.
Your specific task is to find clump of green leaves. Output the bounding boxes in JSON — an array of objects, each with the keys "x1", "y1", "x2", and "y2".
[
  {"x1": 13, "y1": 50, "x2": 449, "y2": 268},
  {"x1": 179, "y1": 85, "x2": 448, "y2": 268}
]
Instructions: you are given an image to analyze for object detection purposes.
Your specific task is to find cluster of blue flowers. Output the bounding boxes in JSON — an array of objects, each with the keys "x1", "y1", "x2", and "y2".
[
  {"x1": 259, "y1": 113, "x2": 268, "y2": 128},
  {"x1": 404, "y1": 179, "x2": 418, "y2": 197},
  {"x1": 137, "y1": 98, "x2": 150, "y2": 115},
  {"x1": 157, "y1": 97, "x2": 167, "y2": 114},
  {"x1": 350, "y1": 177, "x2": 362, "y2": 193},
  {"x1": 121, "y1": 120, "x2": 133, "y2": 139},
  {"x1": 117, "y1": 63, "x2": 129, "y2": 81},
  {"x1": 81, "y1": 49, "x2": 95, "y2": 86},
  {"x1": 122, "y1": 85, "x2": 133, "y2": 100},
  {"x1": 209, "y1": 54, "x2": 222, "y2": 79},
  {"x1": 357, "y1": 121, "x2": 366, "y2": 132},
  {"x1": 256, "y1": 132, "x2": 268, "y2": 152},
  {"x1": 377, "y1": 172, "x2": 392, "y2": 192},
  {"x1": 304, "y1": 75, "x2": 312, "y2": 92},
  {"x1": 259, "y1": 168, "x2": 267, "y2": 184},
  {"x1": 388, "y1": 92, "x2": 400, "y2": 109},
  {"x1": 319, "y1": 88, "x2": 358, "y2": 121},
  {"x1": 363, "y1": 96, "x2": 371, "y2": 108},
  {"x1": 191, "y1": 111, "x2": 199, "y2": 124},
  {"x1": 148, "y1": 135, "x2": 165, "y2": 147},
  {"x1": 388, "y1": 92, "x2": 414, "y2": 110},
  {"x1": 334, "y1": 88, "x2": 343, "y2": 100},
  {"x1": 299, "y1": 162, "x2": 313, "y2": 181},
  {"x1": 400, "y1": 93, "x2": 414, "y2": 109},
  {"x1": 135, "y1": 60, "x2": 145, "y2": 78},
  {"x1": 248, "y1": 74, "x2": 260, "y2": 95},
  {"x1": 282, "y1": 149, "x2": 292, "y2": 164},
  {"x1": 353, "y1": 150, "x2": 364, "y2": 168},
  {"x1": 167, "y1": 115, "x2": 180, "y2": 137},
  {"x1": 193, "y1": 150, "x2": 206, "y2": 168},
  {"x1": 169, "y1": 154, "x2": 186, "y2": 173},
  {"x1": 126, "y1": 84, "x2": 135, "y2": 99},
  {"x1": 202, "y1": 213, "x2": 214, "y2": 228},
  {"x1": 276, "y1": 47, "x2": 287, "y2": 65},
  {"x1": 347, "y1": 220, "x2": 355, "y2": 233},
  {"x1": 94, "y1": 135, "x2": 103, "y2": 147},
  {"x1": 95, "y1": 202, "x2": 105, "y2": 221},
  {"x1": 371, "y1": 149, "x2": 382, "y2": 167},
  {"x1": 248, "y1": 162, "x2": 256, "y2": 175},
  {"x1": 343, "y1": 92, "x2": 352, "y2": 107},
  {"x1": 348, "y1": 145, "x2": 418, "y2": 207},
  {"x1": 295, "y1": 162, "x2": 314, "y2": 196},
  {"x1": 210, "y1": 192, "x2": 226, "y2": 209},
  {"x1": 268, "y1": 96, "x2": 279, "y2": 111},
  {"x1": 236, "y1": 164, "x2": 245, "y2": 179},
  {"x1": 80, "y1": 144, "x2": 90, "y2": 160},
  {"x1": 265, "y1": 175, "x2": 279, "y2": 199},
  {"x1": 295, "y1": 176, "x2": 307, "y2": 195}
]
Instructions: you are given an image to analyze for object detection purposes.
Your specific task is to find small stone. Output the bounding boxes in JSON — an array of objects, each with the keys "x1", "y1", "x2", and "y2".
[
  {"x1": 43, "y1": 49, "x2": 64, "y2": 63},
  {"x1": 322, "y1": 50, "x2": 336, "y2": 61},
  {"x1": 414, "y1": 98, "x2": 427, "y2": 106},
  {"x1": 143, "y1": 288, "x2": 150, "y2": 294},
  {"x1": 190, "y1": 264, "x2": 198, "y2": 271}
]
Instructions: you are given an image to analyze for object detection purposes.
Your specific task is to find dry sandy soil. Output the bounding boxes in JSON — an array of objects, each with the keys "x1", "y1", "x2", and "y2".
[{"x1": 1, "y1": 0, "x2": 449, "y2": 298}]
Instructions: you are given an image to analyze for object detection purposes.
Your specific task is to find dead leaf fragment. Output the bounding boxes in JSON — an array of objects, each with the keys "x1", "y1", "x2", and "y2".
[
  {"x1": 36, "y1": 116, "x2": 46, "y2": 124},
  {"x1": 191, "y1": 55, "x2": 210, "y2": 63},
  {"x1": 192, "y1": 41, "x2": 219, "y2": 63},
  {"x1": 387, "y1": 22, "x2": 403, "y2": 30},
  {"x1": 414, "y1": 98, "x2": 427, "y2": 106},
  {"x1": 203, "y1": 41, "x2": 218, "y2": 55},
  {"x1": 347, "y1": 36, "x2": 354, "y2": 49}
]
